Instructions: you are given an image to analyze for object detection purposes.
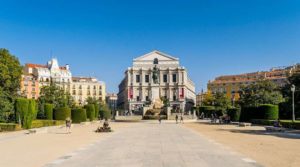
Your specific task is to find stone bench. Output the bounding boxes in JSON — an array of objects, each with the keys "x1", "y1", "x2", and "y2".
[
  {"x1": 239, "y1": 122, "x2": 252, "y2": 127},
  {"x1": 265, "y1": 126, "x2": 286, "y2": 132}
]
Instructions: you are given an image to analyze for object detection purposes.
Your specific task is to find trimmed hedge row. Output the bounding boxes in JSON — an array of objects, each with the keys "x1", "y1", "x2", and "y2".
[
  {"x1": 71, "y1": 108, "x2": 87, "y2": 123},
  {"x1": 143, "y1": 115, "x2": 167, "y2": 120},
  {"x1": 227, "y1": 108, "x2": 241, "y2": 122},
  {"x1": 31, "y1": 120, "x2": 65, "y2": 128},
  {"x1": 94, "y1": 104, "x2": 100, "y2": 119},
  {"x1": 251, "y1": 119, "x2": 300, "y2": 129},
  {"x1": 0, "y1": 123, "x2": 22, "y2": 132},
  {"x1": 54, "y1": 107, "x2": 71, "y2": 120},
  {"x1": 85, "y1": 104, "x2": 95, "y2": 121},
  {"x1": 44, "y1": 103, "x2": 54, "y2": 120},
  {"x1": 240, "y1": 104, "x2": 279, "y2": 122}
]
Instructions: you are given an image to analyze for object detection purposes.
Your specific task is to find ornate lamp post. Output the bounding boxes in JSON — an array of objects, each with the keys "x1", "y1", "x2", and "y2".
[{"x1": 291, "y1": 84, "x2": 296, "y2": 122}]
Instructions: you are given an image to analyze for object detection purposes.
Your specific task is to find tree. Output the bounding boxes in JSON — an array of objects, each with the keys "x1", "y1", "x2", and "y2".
[
  {"x1": 238, "y1": 80, "x2": 284, "y2": 107},
  {"x1": 0, "y1": 87, "x2": 14, "y2": 122},
  {"x1": 202, "y1": 91, "x2": 214, "y2": 106},
  {"x1": 0, "y1": 49, "x2": 22, "y2": 122},
  {"x1": 281, "y1": 66, "x2": 300, "y2": 118},
  {"x1": 38, "y1": 83, "x2": 75, "y2": 117},
  {"x1": 0, "y1": 49, "x2": 22, "y2": 96},
  {"x1": 213, "y1": 92, "x2": 231, "y2": 110}
]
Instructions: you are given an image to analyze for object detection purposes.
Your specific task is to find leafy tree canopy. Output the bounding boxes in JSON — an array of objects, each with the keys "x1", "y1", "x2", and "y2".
[{"x1": 238, "y1": 79, "x2": 284, "y2": 107}]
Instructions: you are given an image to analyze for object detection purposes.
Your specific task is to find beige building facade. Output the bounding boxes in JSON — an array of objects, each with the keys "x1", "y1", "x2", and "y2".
[{"x1": 118, "y1": 50, "x2": 196, "y2": 113}]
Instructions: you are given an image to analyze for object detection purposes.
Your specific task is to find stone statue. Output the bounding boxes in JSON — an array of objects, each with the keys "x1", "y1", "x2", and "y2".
[{"x1": 152, "y1": 65, "x2": 159, "y2": 84}]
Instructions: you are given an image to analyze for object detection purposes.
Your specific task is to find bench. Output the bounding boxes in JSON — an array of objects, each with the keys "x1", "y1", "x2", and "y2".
[
  {"x1": 239, "y1": 122, "x2": 252, "y2": 127},
  {"x1": 265, "y1": 126, "x2": 286, "y2": 132}
]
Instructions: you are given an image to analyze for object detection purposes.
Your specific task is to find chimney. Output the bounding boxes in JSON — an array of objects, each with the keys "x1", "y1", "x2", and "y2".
[{"x1": 66, "y1": 64, "x2": 70, "y2": 70}]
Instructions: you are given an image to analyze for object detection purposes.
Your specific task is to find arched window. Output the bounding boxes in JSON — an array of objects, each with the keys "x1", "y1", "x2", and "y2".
[{"x1": 153, "y1": 58, "x2": 158, "y2": 64}]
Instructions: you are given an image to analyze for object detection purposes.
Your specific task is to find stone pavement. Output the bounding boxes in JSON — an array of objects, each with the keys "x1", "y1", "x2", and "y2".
[{"x1": 47, "y1": 122, "x2": 261, "y2": 167}]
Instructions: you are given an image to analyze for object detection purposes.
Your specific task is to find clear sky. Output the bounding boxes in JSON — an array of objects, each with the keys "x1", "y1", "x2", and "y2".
[{"x1": 0, "y1": 0, "x2": 299, "y2": 93}]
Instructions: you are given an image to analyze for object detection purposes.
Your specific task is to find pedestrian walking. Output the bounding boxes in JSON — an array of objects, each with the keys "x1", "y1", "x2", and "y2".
[
  {"x1": 65, "y1": 117, "x2": 72, "y2": 134},
  {"x1": 180, "y1": 115, "x2": 184, "y2": 124},
  {"x1": 175, "y1": 115, "x2": 178, "y2": 124},
  {"x1": 158, "y1": 116, "x2": 162, "y2": 124}
]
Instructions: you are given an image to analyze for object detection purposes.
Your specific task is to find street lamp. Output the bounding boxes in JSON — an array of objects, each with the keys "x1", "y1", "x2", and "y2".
[{"x1": 291, "y1": 84, "x2": 296, "y2": 122}]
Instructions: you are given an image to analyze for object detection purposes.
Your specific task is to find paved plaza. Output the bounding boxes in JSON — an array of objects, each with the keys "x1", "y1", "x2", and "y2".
[{"x1": 46, "y1": 122, "x2": 260, "y2": 167}]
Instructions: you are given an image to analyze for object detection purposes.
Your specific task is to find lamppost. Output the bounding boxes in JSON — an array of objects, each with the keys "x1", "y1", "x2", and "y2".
[{"x1": 291, "y1": 84, "x2": 296, "y2": 122}]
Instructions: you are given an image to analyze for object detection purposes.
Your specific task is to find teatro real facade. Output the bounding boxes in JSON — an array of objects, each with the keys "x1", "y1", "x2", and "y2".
[{"x1": 117, "y1": 50, "x2": 196, "y2": 113}]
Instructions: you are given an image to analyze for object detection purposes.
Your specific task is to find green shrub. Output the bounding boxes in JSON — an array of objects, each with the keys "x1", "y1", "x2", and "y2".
[
  {"x1": 23, "y1": 99, "x2": 38, "y2": 129},
  {"x1": 0, "y1": 123, "x2": 22, "y2": 131},
  {"x1": 99, "y1": 104, "x2": 111, "y2": 119},
  {"x1": 259, "y1": 104, "x2": 279, "y2": 120},
  {"x1": 15, "y1": 98, "x2": 29, "y2": 124},
  {"x1": 199, "y1": 106, "x2": 215, "y2": 118},
  {"x1": 44, "y1": 103, "x2": 54, "y2": 120},
  {"x1": 85, "y1": 104, "x2": 95, "y2": 121},
  {"x1": 71, "y1": 108, "x2": 87, "y2": 123},
  {"x1": 251, "y1": 119, "x2": 300, "y2": 129},
  {"x1": 227, "y1": 108, "x2": 241, "y2": 121},
  {"x1": 54, "y1": 107, "x2": 71, "y2": 120},
  {"x1": 240, "y1": 106, "x2": 257, "y2": 122},
  {"x1": 94, "y1": 104, "x2": 100, "y2": 119},
  {"x1": 143, "y1": 115, "x2": 167, "y2": 120},
  {"x1": 31, "y1": 120, "x2": 65, "y2": 128}
]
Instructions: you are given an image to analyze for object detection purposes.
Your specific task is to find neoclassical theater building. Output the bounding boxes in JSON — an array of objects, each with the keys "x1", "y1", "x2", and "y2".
[{"x1": 118, "y1": 50, "x2": 196, "y2": 113}]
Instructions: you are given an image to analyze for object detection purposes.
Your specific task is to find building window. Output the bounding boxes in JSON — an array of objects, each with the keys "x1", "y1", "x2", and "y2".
[
  {"x1": 146, "y1": 96, "x2": 149, "y2": 101},
  {"x1": 136, "y1": 96, "x2": 140, "y2": 101},
  {"x1": 173, "y1": 96, "x2": 176, "y2": 101},
  {"x1": 172, "y1": 74, "x2": 177, "y2": 82},
  {"x1": 136, "y1": 75, "x2": 140, "y2": 83},
  {"x1": 163, "y1": 74, "x2": 168, "y2": 83},
  {"x1": 153, "y1": 58, "x2": 158, "y2": 64},
  {"x1": 145, "y1": 75, "x2": 149, "y2": 83}
]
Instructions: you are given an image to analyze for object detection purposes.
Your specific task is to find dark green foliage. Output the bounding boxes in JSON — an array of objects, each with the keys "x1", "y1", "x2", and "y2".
[
  {"x1": 239, "y1": 80, "x2": 284, "y2": 107},
  {"x1": 227, "y1": 108, "x2": 241, "y2": 121},
  {"x1": 54, "y1": 107, "x2": 71, "y2": 120},
  {"x1": 0, "y1": 87, "x2": 14, "y2": 122},
  {"x1": 99, "y1": 104, "x2": 111, "y2": 119},
  {"x1": 279, "y1": 102, "x2": 292, "y2": 119},
  {"x1": 239, "y1": 106, "x2": 257, "y2": 122},
  {"x1": 44, "y1": 103, "x2": 54, "y2": 120},
  {"x1": 71, "y1": 108, "x2": 87, "y2": 123},
  {"x1": 251, "y1": 119, "x2": 300, "y2": 129},
  {"x1": 15, "y1": 98, "x2": 29, "y2": 124},
  {"x1": 240, "y1": 104, "x2": 278, "y2": 122},
  {"x1": 143, "y1": 115, "x2": 167, "y2": 120},
  {"x1": 94, "y1": 103, "x2": 100, "y2": 119},
  {"x1": 38, "y1": 83, "x2": 75, "y2": 109},
  {"x1": 31, "y1": 120, "x2": 65, "y2": 128},
  {"x1": 199, "y1": 106, "x2": 215, "y2": 118},
  {"x1": 23, "y1": 99, "x2": 37, "y2": 129},
  {"x1": 0, "y1": 123, "x2": 21, "y2": 131},
  {"x1": 259, "y1": 104, "x2": 279, "y2": 120},
  {"x1": 85, "y1": 104, "x2": 95, "y2": 121}
]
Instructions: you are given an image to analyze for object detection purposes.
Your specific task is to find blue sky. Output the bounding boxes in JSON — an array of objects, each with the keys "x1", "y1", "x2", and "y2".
[{"x1": 0, "y1": 0, "x2": 299, "y2": 93}]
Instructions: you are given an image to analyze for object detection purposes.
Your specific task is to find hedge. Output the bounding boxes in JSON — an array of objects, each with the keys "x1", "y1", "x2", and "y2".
[
  {"x1": 251, "y1": 119, "x2": 300, "y2": 129},
  {"x1": 15, "y1": 98, "x2": 29, "y2": 124},
  {"x1": 99, "y1": 104, "x2": 111, "y2": 119},
  {"x1": 15, "y1": 99, "x2": 38, "y2": 129},
  {"x1": 31, "y1": 120, "x2": 65, "y2": 128},
  {"x1": 71, "y1": 108, "x2": 87, "y2": 123},
  {"x1": 240, "y1": 104, "x2": 278, "y2": 122},
  {"x1": 54, "y1": 107, "x2": 71, "y2": 120},
  {"x1": 0, "y1": 123, "x2": 22, "y2": 132},
  {"x1": 85, "y1": 104, "x2": 95, "y2": 121},
  {"x1": 227, "y1": 108, "x2": 241, "y2": 122},
  {"x1": 94, "y1": 104, "x2": 100, "y2": 119},
  {"x1": 44, "y1": 103, "x2": 54, "y2": 120},
  {"x1": 143, "y1": 115, "x2": 167, "y2": 120},
  {"x1": 259, "y1": 104, "x2": 279, "y2": 120},
  {"x1": 199, "y1": 106, "x2": 215, "y2": 118}
]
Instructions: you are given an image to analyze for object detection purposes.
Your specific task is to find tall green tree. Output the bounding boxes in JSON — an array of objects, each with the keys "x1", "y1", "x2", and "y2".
[
  {"x1": 0, "y1": 49, "x2": 22, "y2": 122},
  {"x1": 238, "y1": 80, "x2": 284, "y2": 107},
  {"x1": 0, "y1": 49, "x2": 23, "y2": 96},
  {"x1": 281, "y1": 66, "x2": 300, "y2": 118}
]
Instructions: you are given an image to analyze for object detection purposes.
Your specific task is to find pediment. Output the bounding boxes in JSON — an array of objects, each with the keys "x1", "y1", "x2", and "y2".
[{"x1": 134, "y1": 50, "x2": 179, "y2": 62}]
